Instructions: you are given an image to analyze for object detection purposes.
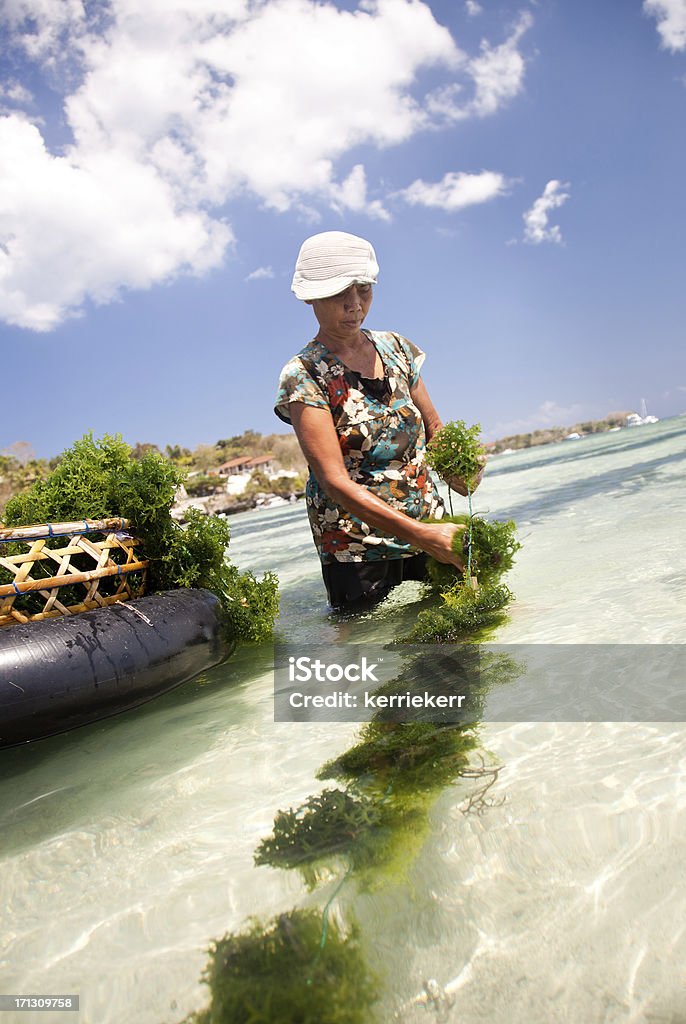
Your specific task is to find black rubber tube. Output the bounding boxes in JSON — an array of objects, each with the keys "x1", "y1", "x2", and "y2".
[{"x1": 0, "y1": 589, "x2": 235, "y2": 748}]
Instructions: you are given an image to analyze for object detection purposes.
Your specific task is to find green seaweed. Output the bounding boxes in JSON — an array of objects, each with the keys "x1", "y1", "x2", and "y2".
[
  {"x1": 182, "y1": 909, "x2": 379, "y2": 1024},
  {"x1": 255, "y1": 785, "x2": 433, "y2": 886},
  {"x1": 318, "y1": 720, "x2": 479, "y2": 797},
  {"x1": 397, "y1": 508, "x2": 520, "y2": 643},
  {"x1": 402, "y1": 581, "x2": 513, "y2": 644},
  {"x1": 2, "y1": 432, "x2": 279, "y2": 644},
  {"x1": 425, "y1": 419, "x2": 485, "y2": 491},
  {"x1": 254, "y1": 788, "x2": 387, "y2": 881},
  {"x1": 424, "y1": 514, "x2": 521, "y2": 593}
]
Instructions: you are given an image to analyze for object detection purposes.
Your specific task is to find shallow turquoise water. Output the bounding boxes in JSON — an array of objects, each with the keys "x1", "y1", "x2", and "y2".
[{"x1": 1, "y1": 417, "x2": 685, "y2": 1023}]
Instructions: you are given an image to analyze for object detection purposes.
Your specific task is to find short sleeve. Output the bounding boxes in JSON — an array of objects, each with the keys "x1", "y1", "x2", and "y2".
[
  {"x1": 274, "y1": 356, "x2": 328, "y2": 424},
  {"x1": 392, "y1": 333, "x2": 426, "y2": 390}
]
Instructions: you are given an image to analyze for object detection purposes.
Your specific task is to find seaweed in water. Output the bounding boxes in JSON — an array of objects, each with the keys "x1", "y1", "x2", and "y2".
[
  {"x1": 424, "y1": 514, "x2": 521, "y2": 593},
  {"x1": 318, "y1": 720, "x2": 479, "y2": 797},
  {"x1": 182, "y1": 909, "x2": 379, "y2": 1024},
  {"x1": 395, "y1": 510, "x2": 520, "y2": 643},
  {"x1": 402, "y1": 580, "x2": 513, "y2": 644},
  {"x1": 254, "y1": 788, "x2": 387, "y2": 881}
]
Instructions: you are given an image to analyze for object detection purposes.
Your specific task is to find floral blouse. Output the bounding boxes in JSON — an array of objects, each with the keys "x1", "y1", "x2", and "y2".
[{"x1": 274, "y1": 330, "x2": 444, "y2": 564}]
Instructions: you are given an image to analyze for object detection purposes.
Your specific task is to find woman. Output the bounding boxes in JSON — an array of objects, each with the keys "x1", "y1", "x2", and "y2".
[{"x1": 275, "y1": 230, "x2": 482, "y2": 609}]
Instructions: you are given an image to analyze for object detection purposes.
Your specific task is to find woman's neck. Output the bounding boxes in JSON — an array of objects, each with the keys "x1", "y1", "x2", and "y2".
[
  {"x1": 315, "y1": 326, "x2": 364, "y2": 351},
  {"x1": 315, "y1": 329, "x2": 382, "y2": 379}
]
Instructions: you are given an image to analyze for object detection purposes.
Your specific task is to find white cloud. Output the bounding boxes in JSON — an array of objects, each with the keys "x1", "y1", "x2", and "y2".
[
  {"x1": 522, "y1": 180, "x2": 570, "y2": 244},
  {"x1": 329, "y1": 164, "x2": 390, "y2": 221},
  {"x1": 0, "y1": 81, "x2": 34, "y2": 105},
  {"x1": 0, "y1": 0, "x2": 532, "y2": 330},
  {"x1": 2, "y1": 0, "x2": 88, "y2": 62},
  {"x1": 0, "y1": 116, "x2": 231, "y2": 330},
  {"x1": 465, "y1": 1, "x2": 483, "y2": 16},
  {"x1": 245, "y1": 266, "x2": 275, "y2": 281},
  {"x1": 426, "y1": 12, "x2": 532, "y2": 121},
  {"x1": 644, "y1": 0, "x2": 686, "y2": 52},
  {"x1": 469, "y1": 11, "x2": 533, "y2": 116},
  {"x1": 398, "y1": 170, "x2": 509, "y2": 211}
]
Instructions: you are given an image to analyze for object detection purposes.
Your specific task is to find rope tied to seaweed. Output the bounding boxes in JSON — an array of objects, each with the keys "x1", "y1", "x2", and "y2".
[
  {"x1": 308, "y1": 780, "x2": 393, "y2": 981},
  {"x1": 466, "y1": 484, "x2": 474, "y2": 581},
  {"x1": 306, "y1": 861, "x2": 354, "y2": 986}
]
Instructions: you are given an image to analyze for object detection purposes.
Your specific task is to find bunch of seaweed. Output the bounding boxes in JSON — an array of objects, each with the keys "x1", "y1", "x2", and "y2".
[
  {"x1": 183, "y1": 909, "x2": 379, "y2": 1024},
  {"x1": 424, "y1": 514, "x2": 521, "y2": 593},
  {"x1": 425, "y1": 418, "x2": 485, "y2": 492},
  {"x1": 183, "y1": 651, "x2": 520, "y2": 1021},
  {"x1": 254, "y1": 788, "x2": 389, "y2": 883},
  {"x1": 319, "y1": 720, "x2": 479, "y2": 797},
  {"x1": 401, "y1": 510, "x2": 519, "y2": 644},
  {"x1": 1, "y1": 432, "x2": 278, "y2": 644},
  {"x1": 405, "y1": 580, "x2": 513, "y2": 643},
  {"x1": 408, "y1": 419, "x2": 522, "y2": 642}
]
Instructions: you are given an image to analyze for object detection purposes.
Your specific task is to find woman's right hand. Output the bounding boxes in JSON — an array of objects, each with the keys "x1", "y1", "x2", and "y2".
[{"x1": 417, "y1": 522, "x2": 466, "y2": 569}]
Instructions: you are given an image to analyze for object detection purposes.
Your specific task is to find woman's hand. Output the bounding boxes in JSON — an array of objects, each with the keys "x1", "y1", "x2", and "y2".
[{"x1": 417, "y1": 522, "x2": 466, "y2": 568}]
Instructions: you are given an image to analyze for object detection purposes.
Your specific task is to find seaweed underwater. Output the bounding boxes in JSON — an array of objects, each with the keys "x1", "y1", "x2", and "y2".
[{"x1": 178, "y1": 423, "x2": 523, "y2": 1023}]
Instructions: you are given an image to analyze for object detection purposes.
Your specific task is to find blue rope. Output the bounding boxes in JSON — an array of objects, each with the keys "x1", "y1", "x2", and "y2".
[
  {"x1": 466, "y1": 485, "x2": 474, "y2": 580},
  {"x1": 318, "y1": 862, "x2": 352, "y2": 953},
  {"x1": 305, "y1": 861, "x2": 354, "y2": 986}
]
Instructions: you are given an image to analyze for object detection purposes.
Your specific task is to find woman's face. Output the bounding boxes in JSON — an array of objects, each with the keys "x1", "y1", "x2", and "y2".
[{"x1": 308, "y1": 282, "x2": 373, "y2": 343}]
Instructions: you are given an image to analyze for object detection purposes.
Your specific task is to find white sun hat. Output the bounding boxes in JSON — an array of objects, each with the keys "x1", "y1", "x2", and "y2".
[{"x1": 291, "y1": 231, "x2": 379, "y2": 301}]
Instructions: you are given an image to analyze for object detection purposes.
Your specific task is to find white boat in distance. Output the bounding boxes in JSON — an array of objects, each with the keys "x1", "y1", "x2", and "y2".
[{"x1": 626, "y1": 399, "x2": 659, "y2": 427}]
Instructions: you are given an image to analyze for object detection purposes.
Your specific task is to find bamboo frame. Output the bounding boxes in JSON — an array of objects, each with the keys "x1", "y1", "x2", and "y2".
[
  {"x1": 0, "y1": 519, "x2": 148, "y2": 628},
  {"x1": 0, "y1": 517, "x2": 129, "y2": 545}
]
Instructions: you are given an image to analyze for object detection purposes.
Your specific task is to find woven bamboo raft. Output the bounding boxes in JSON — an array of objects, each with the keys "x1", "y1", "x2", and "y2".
[{"x1": 0, "y1": 517, "x2": 148, "y2": 628}]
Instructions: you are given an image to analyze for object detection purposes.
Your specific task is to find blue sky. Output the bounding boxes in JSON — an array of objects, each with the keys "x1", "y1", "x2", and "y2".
[{"x1": 1, "y1": 0, "x2": 685, "y2": 460}]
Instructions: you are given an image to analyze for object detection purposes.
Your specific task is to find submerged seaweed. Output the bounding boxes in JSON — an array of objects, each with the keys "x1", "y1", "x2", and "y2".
[
  {"x1": 183, "y1": 909, "x2": 379, "y2": 1024},
  {"x1": 318, "y1": 720, "x2": 479, "y2": 796},
  {"x1": 254, "y1": 788, "x2": 387, "y2": 880},
  {"x1": 402, "y1": 581, "x2": 513, "y2": 644}
]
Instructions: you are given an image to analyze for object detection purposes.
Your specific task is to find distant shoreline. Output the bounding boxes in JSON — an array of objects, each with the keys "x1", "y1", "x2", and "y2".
[{"x1": 485, "y1": 412, "x2": 639, "y2": 455}]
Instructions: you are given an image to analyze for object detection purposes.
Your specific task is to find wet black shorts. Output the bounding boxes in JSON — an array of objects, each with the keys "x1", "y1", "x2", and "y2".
[{"x1": 321, "y1": 554, "x2": 429, "y2": 610}]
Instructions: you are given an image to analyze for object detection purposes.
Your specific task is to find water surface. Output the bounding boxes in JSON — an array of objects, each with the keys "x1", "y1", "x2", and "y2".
[{"x1": 1, "y1": 417, "x2": 685, "y2": 1023}]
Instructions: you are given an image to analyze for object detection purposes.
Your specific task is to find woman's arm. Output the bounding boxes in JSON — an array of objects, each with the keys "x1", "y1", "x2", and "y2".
[
  {"x1": 410, "y1": 377, "x2": 443, "y2": 442},
  {"x1": 410, "y1": 379, "x2": 484, "y2": 496},
  {"x1": 289, "y1": 402, "x2": 465, "y2": 568}
]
